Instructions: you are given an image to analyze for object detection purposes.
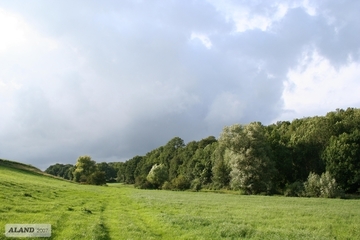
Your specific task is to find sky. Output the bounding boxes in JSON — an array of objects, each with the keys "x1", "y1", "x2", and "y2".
[{"x1": 0, "y1": 0, "x2": 359, "y2": 170}]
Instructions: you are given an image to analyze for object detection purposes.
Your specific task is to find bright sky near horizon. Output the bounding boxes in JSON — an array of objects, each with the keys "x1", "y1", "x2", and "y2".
[{"x1": 0, "y1": 0, "x2": 359, "y2": 169}]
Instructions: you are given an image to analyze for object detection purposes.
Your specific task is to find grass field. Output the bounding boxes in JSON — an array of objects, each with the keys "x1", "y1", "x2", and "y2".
[{"x1": 1, "y1": 160, "x2": 360, "y2": 239}]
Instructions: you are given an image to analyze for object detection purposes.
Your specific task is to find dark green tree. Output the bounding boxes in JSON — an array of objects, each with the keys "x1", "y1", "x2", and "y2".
[
  {"x1": 198, "y1": 136, "x2": 217, "y2": 149},
  {"x1": 265, "y1": 121, "x2": 293, "y2": 188},
  {"x1": 171, "y1": 174, "x2": 190, "y2": 190},
  {"x1": 124, "y1": 156, "x2": 142, "y2": 184},
  {"x1": 45, "y1": 163, "x2": 73, "y2": 180},
  {"x1": 212, "y1": 145, "x2": 230, "y2": 189},
  {"x1": 159, "y1": 137, "x2": 185, "y2": 167},
  {"x1": 88, "y1": 171, "x2": 106, "y2": 185},
  {"x1": 116, "y1": 162, "x2": 126, "y2": 183},
  {"x1": 97, "y1": 162, "x2": 117, "y2": 182},
  {"x1": 288, "y1": 117, "x2": 326, "y2": 181},
  {"x1": 168, "y1": 156, "x2": 182, "y2": 181},
  {"x1": 323, "y1": 130, "x2": 360, "y2": 193}
]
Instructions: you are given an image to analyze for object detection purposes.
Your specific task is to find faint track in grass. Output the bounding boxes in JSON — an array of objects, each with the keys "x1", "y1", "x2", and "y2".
[{"x1": 102, "y1": 185, "x2": 174, "y2": 240}]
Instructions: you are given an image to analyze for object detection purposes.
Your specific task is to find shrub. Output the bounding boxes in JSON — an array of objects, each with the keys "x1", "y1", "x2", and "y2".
[
  {"x1": 319, "y1": 172, "x2": 343, "y2": 198},
  {"x1": 162, "y1": 181, "x2": 172, "y2": 190},
  {"x1": 304, "y1": 172, "x2": 321, "y2": 197},
  {"x1": 87, "y1": 171, "x2": 106, "y2": 185},
  {"x1": 171, "y1": 175, "x2": 190, "y2": 190},
  {"x1": 135, "y1": 176, "x2": 154, "y2": 189},
  {"x1": 191, "y1": 178, "x2": 202, "y2": 191},
  {"x1": 304, "y1": 172, "x2": 342, "y2": 198},
  {"x1": 284, "y1": 181, "x2": 304, "y2": 197}
]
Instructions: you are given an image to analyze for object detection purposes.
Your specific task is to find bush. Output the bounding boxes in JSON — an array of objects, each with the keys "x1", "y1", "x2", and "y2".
[
  {"x1": 162, "y1": 181, "x2": 172, "y2": 190},
  {"x1": 171, "y1": 175, "x2": 190, "y2": 190},
  {"x1": 87, "y1": 171, "x2": 106, "y2": 185},
  {"x1": 304, "y1": 172, "x2": 342, "y2": 198},
  {"x1": 191, "y1": 178, "x2": 202, "y2": 191},
  {"x1": 319, "y1": 172, "x2": 343, "y2": 198},
  {"x1": 304, "y1": 172, "x2": 321, "y2": 197},
  {"x1": 284, "y1": 181, "x2": 304, "y2": 197},
  {"x1": 77, "y1": 174, "x2": 88, "y2": 183},
  {"x1": 135, "y1": 176, "x2": 155, "y2": 189}
]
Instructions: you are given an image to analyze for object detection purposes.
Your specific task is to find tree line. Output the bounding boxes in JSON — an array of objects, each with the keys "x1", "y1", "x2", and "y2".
[
  {"x1": 45, "y1": 159, "x2": 119, "y2": 185},
  {"x1": 45, "y1": 108, "x2": 360, "y2": 196}
]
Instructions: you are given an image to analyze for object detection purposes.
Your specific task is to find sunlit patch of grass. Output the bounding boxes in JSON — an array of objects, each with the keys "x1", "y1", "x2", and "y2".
[{"x1": 126, "y1": 188, "x2": 360, "y2": 239}]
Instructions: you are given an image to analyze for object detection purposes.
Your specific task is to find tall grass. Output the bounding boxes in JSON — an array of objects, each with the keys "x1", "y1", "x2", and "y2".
[{"x1": 1, "y1": 162, "x2": 360, "y2": 239}]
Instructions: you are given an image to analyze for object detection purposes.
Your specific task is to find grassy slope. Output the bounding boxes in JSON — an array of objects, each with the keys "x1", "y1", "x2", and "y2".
[
  {"x1": 0, "y1": 159, "x2": 43, "y2": 173},
  {"x1": 1, "y1": 160, "x2": 360, "y2": 239}
]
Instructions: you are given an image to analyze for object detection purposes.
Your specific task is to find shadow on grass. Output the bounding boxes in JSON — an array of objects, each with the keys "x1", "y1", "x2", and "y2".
[{"x1": 94, "y1": 220, "x2": 111, "y2": 240}]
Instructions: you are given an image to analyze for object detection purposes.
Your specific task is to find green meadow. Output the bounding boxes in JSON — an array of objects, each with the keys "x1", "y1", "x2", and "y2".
[{"x1": 1, "y1": 160, "x2": 360, "y2": 240}]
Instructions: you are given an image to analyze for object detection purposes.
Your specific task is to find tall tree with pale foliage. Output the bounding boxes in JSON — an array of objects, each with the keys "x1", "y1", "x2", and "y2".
[
  {"x1": 146, "y1": 163, "x2": 168, "y2": 188},
  {"x1": 219, "y1": 122, "x2": 276, "y2": 194}
]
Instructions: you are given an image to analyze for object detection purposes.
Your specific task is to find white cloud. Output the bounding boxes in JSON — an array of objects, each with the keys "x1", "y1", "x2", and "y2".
[
  {"x1": 301, "y1": 0, "x2": 317, "y2": 16},
  {"x1": 0, "y1": 8, "x2": 28, "y2": 52},
  {"x1": 190, "y1": 32, "x2": 213, "y2": 49},
  {"x1": 0, "y1": 8, "x2": 58, "y2": 52},
  {"x1": 278, "y1": 50, "x2": 360, "y2": 121},
  {"x1": 0, "y1": 80, "x2": 22, "y2": 96},
  {"x1": 206, "y1": 0, "x2": 290, "y2": 32}
]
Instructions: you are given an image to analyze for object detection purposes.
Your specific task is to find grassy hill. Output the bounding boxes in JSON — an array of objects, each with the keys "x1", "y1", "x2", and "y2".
[
  {"x1": 1, "y1": 159, "x2": 360, "y2": 239},
  {"x1": 0, "y1": 159, "x2": 43, "y2": 173}
]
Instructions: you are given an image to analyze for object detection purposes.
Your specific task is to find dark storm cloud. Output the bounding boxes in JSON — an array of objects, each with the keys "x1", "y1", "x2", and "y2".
[{"x1": 0, "y1": 0, "x2": 359, "y2": 169}]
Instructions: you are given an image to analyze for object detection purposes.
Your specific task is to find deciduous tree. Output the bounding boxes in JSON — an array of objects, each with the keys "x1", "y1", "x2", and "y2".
[
  {"x1": 220, "y1": 122, "x2": 276, "y2": 194},
  {"x1": 73, "y1": 155, "x2": 96, "y2": 183},
  {"x1": 323, "y1": 130, "x2": 360, "y2": 193},
  {"x1": 146, "y1": 164, "x2": 168, "y2": 188}
]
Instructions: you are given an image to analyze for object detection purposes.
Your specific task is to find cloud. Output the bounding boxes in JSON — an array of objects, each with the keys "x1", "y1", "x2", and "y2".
[
  {"x1": 190, "y1": 32, "x2": 213, "y2": 49},
  {"x1": 0, "y1": 0, "x2": 359, "y2": 169},
  {"x1": 278, "y1": 50, "x2": 360, "y2": 121}
]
